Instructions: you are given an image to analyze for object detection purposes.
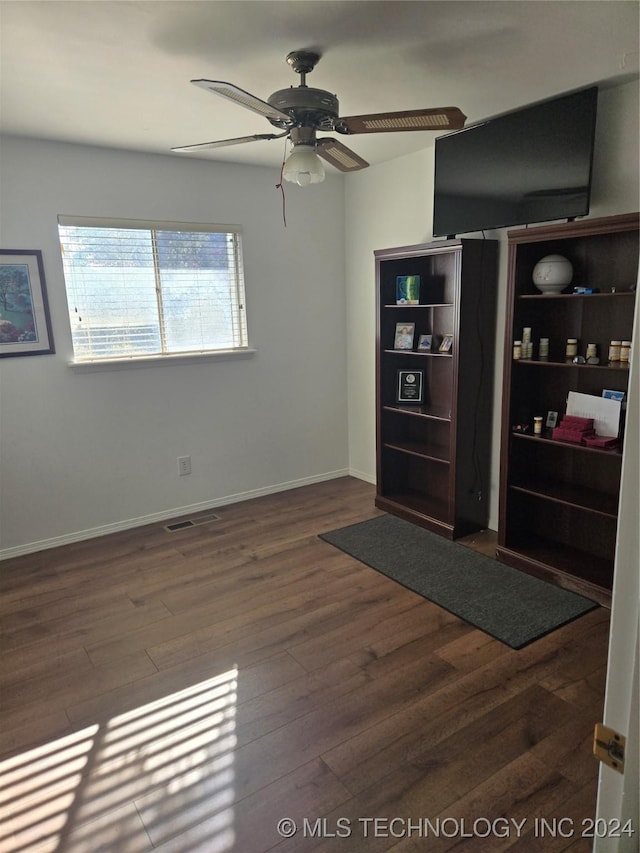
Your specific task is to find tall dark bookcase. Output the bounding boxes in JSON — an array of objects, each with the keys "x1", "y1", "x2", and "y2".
[
  {"x1": 375, "y1": 238, "x2": 498, "y2": 539},
  {"x1": 497, "y1": 212, "x2": 639, "y2": 605}
]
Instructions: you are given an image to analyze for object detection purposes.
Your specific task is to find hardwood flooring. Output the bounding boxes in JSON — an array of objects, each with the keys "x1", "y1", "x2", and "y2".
[{"x1": 0, "y1": 477, "x2": 609, "y2": 852}]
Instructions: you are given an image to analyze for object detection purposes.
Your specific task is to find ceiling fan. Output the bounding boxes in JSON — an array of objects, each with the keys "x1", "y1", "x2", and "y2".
[{"x1": 172, "y1": 50, "x2": 467, "y2": 186}]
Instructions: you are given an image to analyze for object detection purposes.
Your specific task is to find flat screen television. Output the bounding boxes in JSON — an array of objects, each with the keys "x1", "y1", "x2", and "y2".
[{"x1": 432, "y1": 86, "x2": 598, "y2": 238}]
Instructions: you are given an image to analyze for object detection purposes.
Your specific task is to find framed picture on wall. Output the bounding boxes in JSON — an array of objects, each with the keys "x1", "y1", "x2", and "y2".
[{"x1": 0, "y1": 250, "x2": 55, "y2": 358}]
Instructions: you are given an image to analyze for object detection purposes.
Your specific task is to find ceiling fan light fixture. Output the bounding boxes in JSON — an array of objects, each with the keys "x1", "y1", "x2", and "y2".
[{"x1": 282, "y1": 144, "x2": 325, "y2": 186}]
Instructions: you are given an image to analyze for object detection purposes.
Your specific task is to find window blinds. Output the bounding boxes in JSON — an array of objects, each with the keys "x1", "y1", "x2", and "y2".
[{"x1": 58, "y1": 217, "x2": 248, "y2": 362}]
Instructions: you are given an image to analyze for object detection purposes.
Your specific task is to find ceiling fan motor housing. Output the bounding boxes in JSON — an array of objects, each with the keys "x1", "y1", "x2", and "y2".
[{"x1": 267, "y1": 87, "x2": 339, "y2": 131}]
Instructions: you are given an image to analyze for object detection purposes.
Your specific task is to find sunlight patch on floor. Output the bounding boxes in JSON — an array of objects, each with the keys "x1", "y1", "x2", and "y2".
[{"x1": 0, "y1": 668, "x2": 238, "y2": 852}]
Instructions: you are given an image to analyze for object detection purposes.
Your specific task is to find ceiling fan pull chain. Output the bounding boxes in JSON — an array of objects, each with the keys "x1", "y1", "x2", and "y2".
[{"x1": 275, "y1": 141, "x2": 288, "y2": 227}]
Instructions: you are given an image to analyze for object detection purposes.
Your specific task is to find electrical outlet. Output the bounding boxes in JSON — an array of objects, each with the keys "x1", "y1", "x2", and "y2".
[{"x1": 177, "y1": 455, "x2": 191, "y2": 476}]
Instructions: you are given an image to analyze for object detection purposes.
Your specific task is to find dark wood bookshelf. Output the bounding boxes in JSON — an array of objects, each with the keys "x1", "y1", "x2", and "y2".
[
  {"x1": 497, "y1": 212, "x2": 639, "y2": 605},
  {"x1": 375, "y1": 238, "x2": 498, "y2": 539}
]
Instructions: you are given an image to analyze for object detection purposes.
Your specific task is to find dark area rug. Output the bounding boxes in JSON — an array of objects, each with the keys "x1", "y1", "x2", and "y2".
[{"x1": 319, "y1": 514, "x2": 598, "y2": 649}]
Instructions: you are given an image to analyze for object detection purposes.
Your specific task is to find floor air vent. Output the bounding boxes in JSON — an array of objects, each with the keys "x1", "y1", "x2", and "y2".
[{"x1": 164, "y1": 512, "x2": 221, "y2": 532}]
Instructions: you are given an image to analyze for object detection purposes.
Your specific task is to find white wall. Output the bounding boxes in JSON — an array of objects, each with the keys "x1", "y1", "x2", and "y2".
[
  {"x1": 344, "y1": 78, "x2": 640, "y2": 529},
  {"x1": 1, "y1": 79, "x2": 638, "y2": 555},
  {"x1": 0, "y1": 138, "x2": 348, "y2": 554}
]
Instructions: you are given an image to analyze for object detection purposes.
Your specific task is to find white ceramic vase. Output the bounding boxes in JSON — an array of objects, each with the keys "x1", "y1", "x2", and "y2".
[{"x1": 532, "y1": 254, "x2": 573, "y2": 293}]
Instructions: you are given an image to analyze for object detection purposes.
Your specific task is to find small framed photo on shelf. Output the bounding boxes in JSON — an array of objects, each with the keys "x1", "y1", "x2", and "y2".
[
  {"x1": 397, "y1": 369, "x2": 424, "y2": 403},
  {"x1": 546, "y1": 410, "x2": 559, "y2": 429},
  {"x1": 417, "y1": 334, "x2": 432, "y2": 351},
  {"x1": 438, "y1": 334, "x2": 454, "y2": 353},
  {"x1": 394, "y1": 322, "x2": 415, "y2": 350},
  {"x1": 396, "y1": 275, "x2": 420, "y2": 304},
  {"x1": 602, "y1": 389, "x2": 626, "y2": 403}
]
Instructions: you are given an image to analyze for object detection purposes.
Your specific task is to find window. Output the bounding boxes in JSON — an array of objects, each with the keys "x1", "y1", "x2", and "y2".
[{"x1": 58, "y1": 216, "x2": 248, "y2": 363}]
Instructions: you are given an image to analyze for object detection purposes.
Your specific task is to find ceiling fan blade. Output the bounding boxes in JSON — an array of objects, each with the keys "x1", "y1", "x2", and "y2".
[
  {"x1": 317, "y1": 138, "x2": 369, "y2": 172},
  {"x1": 191, "y1": 80, "x2": 292, "y2": 124},
  {"x1": 336, "y1": 107, "x2": 467, "y2": 134},
  {"x1": 172, "y1": 133, "x2": 286, "y2": 153}
]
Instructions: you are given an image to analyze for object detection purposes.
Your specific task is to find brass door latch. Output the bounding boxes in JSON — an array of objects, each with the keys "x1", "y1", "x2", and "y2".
[{"x1": 593, "y1": 723, "x2": 625, "y2": 774}]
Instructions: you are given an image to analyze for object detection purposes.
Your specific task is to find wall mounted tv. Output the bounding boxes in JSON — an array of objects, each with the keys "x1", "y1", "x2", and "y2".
[{"x1": 432, "y1": 86, "x2": 598, "y2": 238}]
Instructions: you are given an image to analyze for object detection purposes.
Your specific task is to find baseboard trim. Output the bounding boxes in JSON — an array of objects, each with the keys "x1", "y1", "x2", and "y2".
[
  {"x1": 0, "y1": 469, "x2": 351, "y2": 561},
  {"x1": 349, "y1": 467, "x2": 376, "y2": 485}
]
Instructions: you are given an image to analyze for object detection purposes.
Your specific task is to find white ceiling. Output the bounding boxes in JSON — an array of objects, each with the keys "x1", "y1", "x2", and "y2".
[{"x1": 1, "y1": 1, "x2": 638, "y2": 174}]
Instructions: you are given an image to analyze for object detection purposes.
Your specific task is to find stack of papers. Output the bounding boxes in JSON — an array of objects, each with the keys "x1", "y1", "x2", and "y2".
[{"x1": 566, "y1": 391, "x2": 621, "y2": 438}]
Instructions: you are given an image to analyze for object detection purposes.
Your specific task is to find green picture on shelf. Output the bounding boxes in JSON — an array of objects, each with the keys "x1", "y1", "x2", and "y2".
[{"x1": 396, "y1": 275, "x2": 420, "y2": 304}]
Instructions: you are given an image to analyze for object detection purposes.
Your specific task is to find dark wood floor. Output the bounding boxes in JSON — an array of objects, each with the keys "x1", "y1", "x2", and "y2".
[{"x1": 0, "y1": 477, "x2": 608, "y2": 852}]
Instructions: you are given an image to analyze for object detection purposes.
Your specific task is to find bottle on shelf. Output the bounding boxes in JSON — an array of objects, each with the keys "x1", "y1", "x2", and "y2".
[
  {"x1": 565, "y1": 338, "x2": 578, "y2": 359},
  {"x1": 539, "y1": 337, "x2": 549, "y2": 358},
  {"x1": 608, "y1": 340, "x2": 621, "y2": 362}
]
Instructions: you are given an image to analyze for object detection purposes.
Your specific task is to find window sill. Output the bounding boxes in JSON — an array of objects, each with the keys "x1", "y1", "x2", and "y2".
[{"x1": 67, "y1": 348, "x2": 257, "y2": 373}]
